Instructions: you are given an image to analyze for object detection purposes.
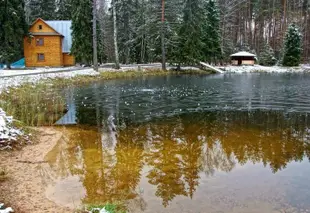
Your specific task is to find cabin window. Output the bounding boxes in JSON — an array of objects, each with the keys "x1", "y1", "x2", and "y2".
[
  {"x1": 38, "y1": 25, "x2": 43, "y2": 30},
  {"x1": 36, "y1": 38, "x2": 44, "y2": 46},
  {"x1": 37, "y1": 53, "x2": 45, "y2": 61}
]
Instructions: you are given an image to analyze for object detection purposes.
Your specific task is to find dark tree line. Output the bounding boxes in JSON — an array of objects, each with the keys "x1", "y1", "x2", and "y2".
[{"x1": 0, "y1": 0, "x2": 309, "y2": 67}]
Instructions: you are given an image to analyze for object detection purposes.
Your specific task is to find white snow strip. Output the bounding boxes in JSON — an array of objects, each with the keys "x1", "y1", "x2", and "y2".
[
  {"x1": 0, "y1": 68, "x2": 98, "y2": 93},
  {"x1": 220, "y1": 65, "x2": 310, "y2": 73},
  {"x1": 0, "y1": 67, "x2": 76, "y2": 77}
]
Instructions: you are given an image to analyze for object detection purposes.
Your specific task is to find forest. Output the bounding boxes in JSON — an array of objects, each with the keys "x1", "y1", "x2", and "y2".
[{"x1": 0, "y1": 0, "x2": 309, "y2": 67}]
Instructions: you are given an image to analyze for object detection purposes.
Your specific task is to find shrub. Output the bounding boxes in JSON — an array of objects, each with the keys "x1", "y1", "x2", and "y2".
[
  {"x1": 259, "y1": 43, "x2": 277, "y2": 66},
  {"x1": 282, "y1": 24, "x2": 302, "y2": 67}
]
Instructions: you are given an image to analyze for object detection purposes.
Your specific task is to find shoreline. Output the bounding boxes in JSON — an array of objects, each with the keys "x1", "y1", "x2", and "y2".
[
  {"x1": 0, "y1": 127, "x2": 72, "y2": 213},
  {"x1": 1, "y1": 65, "x2": 309, "y2": 92}
]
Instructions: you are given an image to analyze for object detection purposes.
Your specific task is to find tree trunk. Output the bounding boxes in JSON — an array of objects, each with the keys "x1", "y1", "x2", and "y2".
[
  {"x1": 112, "y1": 0, "x2": 120, "y2": 69},
  {"x1": 5, "y1": 61, "x2": 11, "y2": 70},
  {"x1": 92, "y1": 0, "x2": 98, "y2": 71},
  {"x1": 161, "y1": 0, "x2": 166, "y2": 71}
]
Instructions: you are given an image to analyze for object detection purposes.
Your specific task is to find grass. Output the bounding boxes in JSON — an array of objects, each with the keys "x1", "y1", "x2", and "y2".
[
  {"x1": 0, "y1": 83, "x2": 66, "y2": 127},
  {"x1": 76, "y1": 203, "x2": 126, "y2": 213}
]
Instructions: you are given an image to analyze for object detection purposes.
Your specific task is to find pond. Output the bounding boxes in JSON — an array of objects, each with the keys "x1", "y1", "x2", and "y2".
[{"x1": 43, "y1": 73, "x2": 310, "y2": 212}]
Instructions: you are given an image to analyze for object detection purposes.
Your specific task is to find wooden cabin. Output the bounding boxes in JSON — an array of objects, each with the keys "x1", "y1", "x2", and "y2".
[
  {"x1": 24, "y1": 18, "x2": 75, "y2": 67},
  {"x1": 231, "y1": 51, "x2": 256, "y2": 66}
]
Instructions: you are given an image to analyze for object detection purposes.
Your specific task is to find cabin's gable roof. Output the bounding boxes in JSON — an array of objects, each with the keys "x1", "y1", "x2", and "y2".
[{"x1": 29, "y1": 18, "x2": 62, "y2": 35}]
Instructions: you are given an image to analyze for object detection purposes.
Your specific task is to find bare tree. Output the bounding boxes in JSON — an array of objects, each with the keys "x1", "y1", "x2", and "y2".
[
  {"x1": 112, "y1": 0, "x2": 120, "y2": 69},
  {"x1": 93, "y1": 0, "x2": 98, "y2": 71}
]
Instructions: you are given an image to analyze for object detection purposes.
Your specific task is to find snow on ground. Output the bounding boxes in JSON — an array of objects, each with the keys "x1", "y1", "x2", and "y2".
[
  {"x1": 221, "y1": 65, "x2": 310, "y2": 73},
  {"x1": 0, "y1": 108, "x2": 26, "y2": 150},
  {"x1": 0, "y1": 68, "x2": 98, "y2": 93},
  {"x1": 0, "y1": 204, "x2": 14, "y2": 213},
  {"x1": 0, "y1": 67, "x2": 76, "y2": 77}
]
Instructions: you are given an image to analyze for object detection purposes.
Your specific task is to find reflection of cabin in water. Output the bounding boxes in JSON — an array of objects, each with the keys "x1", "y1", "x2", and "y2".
[{"x1": 231, "y1": 51, "x2": 256, "y2": 66}]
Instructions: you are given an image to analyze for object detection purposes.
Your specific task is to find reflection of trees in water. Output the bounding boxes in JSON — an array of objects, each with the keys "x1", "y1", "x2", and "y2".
[
  {"x1": 47, "y1": 110, "x2": 310, "y2": 207},
  {"x1": 202, "y1": 140, "x2": 236, "y2": 176},
  {"x1": 203, "y1": 111, "x2": 310, "y2": 173},
  {"x1": 145, "y1": 122, "x2": 187, "y2": 207}
]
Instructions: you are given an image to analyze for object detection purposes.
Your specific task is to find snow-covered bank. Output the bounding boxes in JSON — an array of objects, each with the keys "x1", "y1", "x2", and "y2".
[
  {"x1": 0, "y1": 68, "x2": 98, "y2": 92},
  {"x1": 0, "y1": 108, "x2": 27, "y2": 150},
  {"x1": 221, "y1": 65, "x2": 310, "y2": 73}
]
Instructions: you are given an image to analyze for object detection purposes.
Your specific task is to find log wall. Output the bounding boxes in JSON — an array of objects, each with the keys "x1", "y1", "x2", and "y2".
[{"x1": 24, "y1": 36, "x2": 63, "y2": 67}]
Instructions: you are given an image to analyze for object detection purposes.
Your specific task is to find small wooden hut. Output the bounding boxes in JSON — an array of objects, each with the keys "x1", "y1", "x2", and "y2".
[{"x1": 231, "y1": 51, "x2": 256, "y2": 66}]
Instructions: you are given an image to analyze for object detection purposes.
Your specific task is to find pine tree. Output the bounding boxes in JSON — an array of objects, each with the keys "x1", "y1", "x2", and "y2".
[
  {"x1": 282, "y1": 24, "x2": 302, "y2": 67},
  {"x1": 71, "y1": 0, "x2": 93, "y2": 64},
  {"x1": 56, "y1": 0, "x2": 72, "y2": 20},
  {"x1": 28, "y1": 0, "x2": 56, "y2": 22},
  {"x1": 177, "y1": 0, "x2": 205, "y2": 64},
  {"x1": 0, "y1": 0, "x2": 27, "y2": 68},
  {"x1": 203, "y1": 0, "x2": 221, "y2": 64},
  {"x1": 259, "y1": 43, "x2": 277, "y2": 66},
  {"x1": 116, "y1": 0, "x2": 134, "y2": 64}
]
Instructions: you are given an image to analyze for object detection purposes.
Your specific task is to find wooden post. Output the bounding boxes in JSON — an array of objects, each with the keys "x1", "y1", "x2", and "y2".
[
  {"x1": 161, "y1": 0, "x2": 166, "y2": 71},
  {"x1": 93, "y1": 0, "x2": 98, "y2": 71}
]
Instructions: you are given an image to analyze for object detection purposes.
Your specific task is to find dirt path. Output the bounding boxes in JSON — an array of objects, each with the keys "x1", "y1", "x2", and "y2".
[{"x1": 0, "y1": 128, "x2": 72, "y2": 213}]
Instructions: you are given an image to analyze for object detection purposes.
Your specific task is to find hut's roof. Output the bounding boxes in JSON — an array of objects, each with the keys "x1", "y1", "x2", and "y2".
[
  {"x1": 230, "y1": 51, "x2": 256, "y2": 57},
  {"x1": 46, "y1": 20, "x2": 72, "y2": 53}
]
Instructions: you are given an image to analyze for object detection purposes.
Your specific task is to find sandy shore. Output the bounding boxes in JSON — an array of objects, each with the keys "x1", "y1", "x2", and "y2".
[{"x1": 0, "y1": 127, "x2": 72, "y2": 213}]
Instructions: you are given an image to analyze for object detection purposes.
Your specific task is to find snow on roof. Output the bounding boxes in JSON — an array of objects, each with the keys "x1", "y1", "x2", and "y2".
[
  {"x1": 46, "y1": 20, "x2": 72, "y2": 53},
  {"x1": 230, "y1": 51, "x2": 256, "y2": 57}
]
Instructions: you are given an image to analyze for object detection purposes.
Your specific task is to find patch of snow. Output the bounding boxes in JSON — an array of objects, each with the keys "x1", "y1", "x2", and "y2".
[
  {"x1": 88, "y1": 207, "x2": 109, "y2": 213},
  {"x1": 221, "y1": 65, "x2": 309, "y2": 73},
  {"x1": 0, "y1": 108, "x2": 25, "y2": 150},
  {"x1": 0, "y1": 207, "x2": 14, "y2": 213},
  {"x1": 0, "y1": 203, "x2": 14, "y2": 213}
]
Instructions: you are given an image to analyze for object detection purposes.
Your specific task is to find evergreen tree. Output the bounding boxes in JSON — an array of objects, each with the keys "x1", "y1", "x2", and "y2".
[
  {"x1": 282, "y1": 24, "x2": 302, "y2": 67},
  {"x1": 56, "y1": 0, "x2": 72, "y2": 20},
  {"x1": 0, "y1": 0, "x2": 27, "y2": 68},
  {"x1": 177, "y1": 0, "x2": 205, "y2": 64},
  {"x1": 202, "y1": 0, "x2": 221, "y2": 64},
  {"x1": 71, "y1": 0, "x2": 93, "y2": 64},
  {"x1": 143, "y1": 0, "x2": 182, "y2": 64},
  {"x1": 259, "y1": 43, "x2": 277, "y2": 66},
  {"x1": 28, "y1": 0, "x2": 56, "y2": 22},
  {"x1": 116, "y1": 0, "x2": 134, "y2": 64}
]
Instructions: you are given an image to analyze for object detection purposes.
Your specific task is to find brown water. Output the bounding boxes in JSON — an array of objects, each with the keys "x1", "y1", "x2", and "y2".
[
  {"x1": 42, "y1": 74, "x2": 310, "y2": 212},
  {"x1": 44, "y1": 111, "x2": 310, "y2": 213}
]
